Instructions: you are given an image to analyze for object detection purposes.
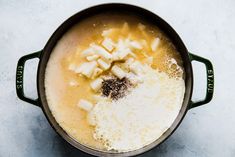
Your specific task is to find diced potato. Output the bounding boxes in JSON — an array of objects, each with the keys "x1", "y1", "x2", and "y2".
[
  {"x1": 130, "y1": 41, "x2": 143, "y2": 49},
  {"x1": 138, "y1": 23, "x2": 149, "y2": 39},
  {"x1": 91, "y1": 44, "x2": 112, "y2": 60},
  {"x1": 86, "y1": 55, "x2": 99, "y2": 61},
  {"x1": 121, "y1": 22, "x2": 129, "y2": 33},
  {"x1": 126, "y1": 72, "x2": 144, "y2": 85},
  {"x1": 87, "y1": 111, "x2": 96, "y2": 126},
  {"x1": 81, "y1": 47, "x2": 94, "y2": 57},
  {"x1": 130, "y1": 61, "x2": 144, "y2": 75},
  {"x1": 68, "y1": 64, "x2": 81, "y2": 73},
  {"x1": 123, "y1": 39, "x2": 140, "y2": 55},
  {"x1": 138, "y1": 23, "x2": 146, "y2": 31},
  {"x1": 68, "y1": 63, "x2": 77, "y2": 71},
  {"x1": 91, "y1": 67, "x2": 103, "y2": 79},
  {"x1": 151, "y1": 38, "x2": 160, "y2": 51},
  {"x1": 102, "y1": 28, "x2": 121, "y2": 38},
  {"x1": 112, "y1": 52, "x2": 119, "y2": 61},
  {"x1": 97, "y1": 59, "x2": 111, "y2": 70},
  {"x1": 140, "y1": 39, "x2": 148, "y2": 48},
  {"x1": 102, "y1": 38, "x2": 115, "y2": 51},
  {"x1": 90, "y1": 78, "x2": 103, "y2": 92},
  {"x1": 116, "y1": 39, "x2": 127, "y2": 50},
  {"x1": 124, "y1": 38, "x2": 131, "y2": 47},
  {"x1": 138, "y1": 23, "x2": 148, "y2": 38},
  {"x1": 69, "y1": 80, "x2": 79, "y2": 86},
  {"x1": 111, "y1": 65, "x2": 126, "y2": 79},
  {"x1": 115, "y1": 40, "x2": 124, "y2": 54},
  {"x1": 77, "y1": 61, "x2": 97, "y2": 78},
  {"x1": 112, "y1": 48, "x2": 131, "y2": 61},
  {"x1": 102, "y1": 29, "x2": 112, "y2": 37},
  {"x1": 112, "y1": 39, "x2": 133, "y2": 60},
  {"x1": 129, "y1": 51, "x2": 137, "y2": 58},
  {"x1": 126, "y1": 57, "x2": 135, "y2": 64},
  {"x1": 77, "y1": 99, "x2": 93, "y2": 112},
  {"x1": 124, "y1": 57, "x2": 135, "y2": 69}
]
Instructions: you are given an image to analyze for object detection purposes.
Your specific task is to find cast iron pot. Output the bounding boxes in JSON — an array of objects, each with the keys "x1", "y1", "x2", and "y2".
[{"x1": 16, "y1": 3, "x2": 214, "y2": 157}]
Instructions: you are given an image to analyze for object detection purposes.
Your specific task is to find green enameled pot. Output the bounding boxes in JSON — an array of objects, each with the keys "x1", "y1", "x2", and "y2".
[{"x1": 16, "y1": 3, "x2": 214, "y2": 157}]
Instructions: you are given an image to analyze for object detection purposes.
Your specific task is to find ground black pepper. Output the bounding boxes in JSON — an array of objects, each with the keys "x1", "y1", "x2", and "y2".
[{"x1": 101, "y1": 77, "x2": 131, "y2": 100}]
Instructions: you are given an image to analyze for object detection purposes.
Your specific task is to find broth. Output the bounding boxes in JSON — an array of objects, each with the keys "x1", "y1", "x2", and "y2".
[{"x1": 45, "y1": 13, "x2": 185, "y2": 151}]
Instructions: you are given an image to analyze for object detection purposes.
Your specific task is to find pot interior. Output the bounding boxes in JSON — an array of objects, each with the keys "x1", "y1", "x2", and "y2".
[{"x1": 37, "y1": 3, "x2": 193, "y2": 156}]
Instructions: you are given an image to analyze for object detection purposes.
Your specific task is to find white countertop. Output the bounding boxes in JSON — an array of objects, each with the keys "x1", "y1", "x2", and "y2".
[{"x1": 0, "y1": 0, "x2": 234, "y2": 156}]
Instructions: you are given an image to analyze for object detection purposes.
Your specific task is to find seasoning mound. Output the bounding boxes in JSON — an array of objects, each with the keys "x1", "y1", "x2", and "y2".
[
  {"x1": 101, "y1": 77, "x2": 132, "y2": 100},
  {"x1": 89, "y1": 66, "x2": 185, "y2": 152}
]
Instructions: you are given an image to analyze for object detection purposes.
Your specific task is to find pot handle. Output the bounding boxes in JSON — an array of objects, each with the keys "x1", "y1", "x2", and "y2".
[
  {"x1": 16, "y1": 51, "x2": 42, "y2": 107},
  {"x1": 189, "y1": 53, "x2": 214, "y2": 109}
]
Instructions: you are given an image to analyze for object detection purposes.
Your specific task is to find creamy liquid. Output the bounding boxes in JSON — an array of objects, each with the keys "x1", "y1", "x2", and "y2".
[{"x1": 45, "y1": 13, "x2": 185, "y2": 151}]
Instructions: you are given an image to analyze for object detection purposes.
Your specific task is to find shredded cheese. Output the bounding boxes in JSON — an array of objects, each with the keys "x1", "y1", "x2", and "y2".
[{"x1": 89, "y1": 65, "x2": 185, "y2": 152}]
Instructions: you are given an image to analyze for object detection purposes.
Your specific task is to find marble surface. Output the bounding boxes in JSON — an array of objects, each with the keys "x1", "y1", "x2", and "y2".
[{"x1": 0, "y1": 0, "x2": 234, "y2": 156}]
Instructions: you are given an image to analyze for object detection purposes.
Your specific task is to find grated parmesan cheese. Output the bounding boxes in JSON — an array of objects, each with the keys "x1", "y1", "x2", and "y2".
[{"x1": 89, "y1": 65, "x2": 185, "y2": 152}]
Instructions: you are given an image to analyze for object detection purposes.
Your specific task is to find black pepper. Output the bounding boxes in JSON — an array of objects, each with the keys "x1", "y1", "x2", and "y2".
[{"x1": 101, "y1": 77, "x2": 131, "y2": 100}]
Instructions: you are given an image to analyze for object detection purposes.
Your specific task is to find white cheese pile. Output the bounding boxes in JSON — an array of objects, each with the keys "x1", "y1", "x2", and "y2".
[{"x1": 88, "y1": 65, "x2": 185, "y2": 152}]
